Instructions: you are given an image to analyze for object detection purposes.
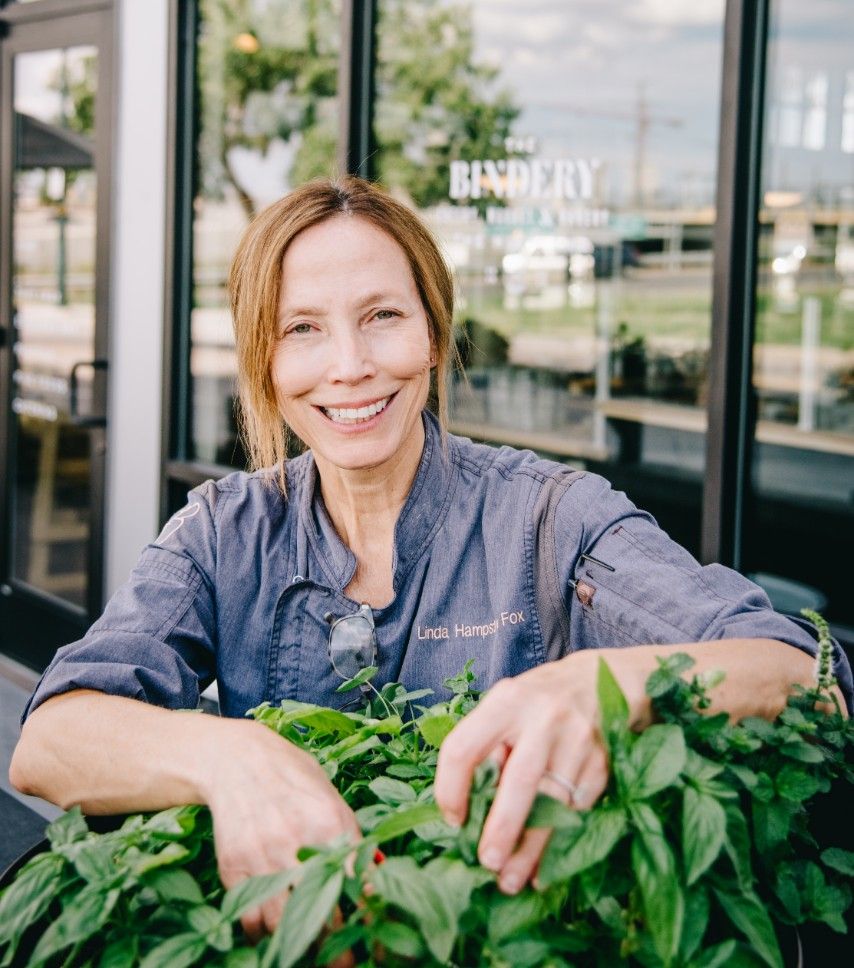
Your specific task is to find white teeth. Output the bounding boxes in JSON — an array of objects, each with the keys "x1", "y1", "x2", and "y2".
[{"x1": 323, "y1": 397, "x2": 390, "y2": 424}]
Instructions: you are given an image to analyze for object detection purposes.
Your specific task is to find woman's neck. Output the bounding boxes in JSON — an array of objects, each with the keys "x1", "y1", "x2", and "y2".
[{"x1": 314, "y1": 420, "x2": 425, "y2": 552}]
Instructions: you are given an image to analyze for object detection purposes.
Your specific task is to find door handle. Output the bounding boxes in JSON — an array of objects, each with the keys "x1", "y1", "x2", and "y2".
[{"x1": 69, "y1": 358, "x2": 108, "y2": 427}]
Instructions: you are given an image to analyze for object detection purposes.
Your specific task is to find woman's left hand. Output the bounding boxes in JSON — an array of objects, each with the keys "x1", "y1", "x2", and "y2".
[{"x1": 434, "y1": 650, "x2": 645, "y2": 895}]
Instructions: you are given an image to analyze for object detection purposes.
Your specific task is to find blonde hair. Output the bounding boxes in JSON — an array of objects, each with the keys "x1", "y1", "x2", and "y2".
[{"x1": 228, "y1": 177, "x2": 456, "y2": 493}]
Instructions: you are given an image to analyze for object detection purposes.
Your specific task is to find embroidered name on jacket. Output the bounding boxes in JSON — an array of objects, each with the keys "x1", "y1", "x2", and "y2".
[{"x1": 417, "y1": 609, "x2": 526, "y2": 640}]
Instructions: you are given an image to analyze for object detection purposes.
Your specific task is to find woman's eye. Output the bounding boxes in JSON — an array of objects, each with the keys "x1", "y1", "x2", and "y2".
[
  {"x1": 373, "y1": 309, "x2": 399, "y2": 320},
  {"x1": 288, "y1": 322, "x2": 314, "y2": 336}
]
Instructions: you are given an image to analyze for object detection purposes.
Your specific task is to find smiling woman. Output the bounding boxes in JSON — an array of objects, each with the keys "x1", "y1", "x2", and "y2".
[
  {"x1": 228, "y1": 178, "x2": 456, "y2": 495},
  {"x1": 11, "y1": 177, "x2": 853, "y2": 943},
  {"x1": 272, "y1": 216, "x2": 433, "y2": 478}
]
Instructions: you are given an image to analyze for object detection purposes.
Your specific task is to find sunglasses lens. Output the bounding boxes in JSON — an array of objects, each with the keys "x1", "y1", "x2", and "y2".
[{"x1": 330, "y1": 615, "x2": 375, "y2": 680}]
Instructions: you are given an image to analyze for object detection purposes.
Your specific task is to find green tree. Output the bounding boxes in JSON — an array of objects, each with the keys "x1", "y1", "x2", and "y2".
[
  {"x1": 375, "y1": 0, "x2": 519, "y2": 207},
  {"x1": 197, "y1": 0, "x2": 339, "y2": 219}
]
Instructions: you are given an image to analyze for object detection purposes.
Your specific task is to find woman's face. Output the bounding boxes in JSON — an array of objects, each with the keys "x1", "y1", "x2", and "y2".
[{"x1": 272, "y1": 215, "x2": 434, "y2": 473}]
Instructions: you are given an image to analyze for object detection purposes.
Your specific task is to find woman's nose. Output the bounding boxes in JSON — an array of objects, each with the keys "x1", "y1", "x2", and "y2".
[{"x1": 326, "y1": 326, "x2": 377, "y2": 384}]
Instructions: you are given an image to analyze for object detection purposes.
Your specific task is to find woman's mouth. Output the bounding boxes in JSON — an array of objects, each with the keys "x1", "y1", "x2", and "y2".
[{"x1": 319, "y1": 394, "x2": 393, "y2": 425}]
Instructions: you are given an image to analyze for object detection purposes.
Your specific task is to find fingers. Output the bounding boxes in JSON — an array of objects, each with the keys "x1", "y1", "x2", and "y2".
[
  {"x1": 435, "y1": 681, "x2": 518, "y2": 825},
  {"x1": 497, "y1": 746, "x2": 610, "y2": 894},
  {"x1": 476, "y1": 732, "x2": 551, "y2": 869},
  {"x1": 496, "y1": 826, "x2": 551, "y2": 895},
  {"x1": 477, "y1": 710, "x2": 596, "y2": 871}
]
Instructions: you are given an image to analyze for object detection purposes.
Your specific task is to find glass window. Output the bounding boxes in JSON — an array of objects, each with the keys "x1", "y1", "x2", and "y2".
[
  {"x1": 374, "y1": 0, "x2": 725, "y2": 552},
  {"x1": 189, "y1": 0, "x2": 341, "y2": 465},
  {"x1": 746, "y1": 0, "x2": 853, "y2": 626},
  {"x1": 10, "y1": 44, "x2": 98, "y2": 610}
]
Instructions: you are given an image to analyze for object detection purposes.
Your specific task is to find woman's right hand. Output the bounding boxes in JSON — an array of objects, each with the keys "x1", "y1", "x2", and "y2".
[{"x1": 201, "y1": 719, "x2": 362, "y2": 943}]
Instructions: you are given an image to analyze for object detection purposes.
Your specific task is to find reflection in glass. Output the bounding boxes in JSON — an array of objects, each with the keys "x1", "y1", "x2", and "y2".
[
  {"x1": 374, "y1": 0, "x2": 725, "y2": 551},
  {"x1": 748, "y1": 0, "x2": 853, "y2": 626},
  {"x1": 11, "y1": 46, "x2": 98, "y2": 608},
  {"x1": 191, "y1": 0, "x2": 341, "y2": 464}
]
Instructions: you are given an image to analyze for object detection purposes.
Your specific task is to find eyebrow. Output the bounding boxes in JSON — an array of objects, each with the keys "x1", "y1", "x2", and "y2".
[{"x1": 279, "y1": 291, "x2": 407, "y2": 322}]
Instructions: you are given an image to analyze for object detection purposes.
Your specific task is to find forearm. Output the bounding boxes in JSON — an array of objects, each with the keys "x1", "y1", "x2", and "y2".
[
  {"x1": 581, "y1": 638, "x2": 843, "y2": 730},
  {"x1": 9, "y1": 689, "x2": 253, "y2": 814}
]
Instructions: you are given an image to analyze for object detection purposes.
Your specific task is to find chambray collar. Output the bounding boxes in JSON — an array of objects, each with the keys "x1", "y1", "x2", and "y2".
[{"x1": 299, "y1": 410, "x2": 455, "y2": 601}]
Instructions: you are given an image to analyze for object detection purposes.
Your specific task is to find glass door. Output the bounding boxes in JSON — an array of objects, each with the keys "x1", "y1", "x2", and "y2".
[{"x1": 0, "y1": 5, "x2": 113, "y2": 669}]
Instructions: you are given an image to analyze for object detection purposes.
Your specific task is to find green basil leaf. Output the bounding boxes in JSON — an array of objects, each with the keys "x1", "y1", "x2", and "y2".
[
  {"x1": 393, "y1": 687, "x2": 435, "y2": 705},
  {"x1": 693, "y1": 939, "x2": 737, "y2": 968},
  {"x1": 683, "y1": 788, "x2": 726, "y2": 886},
  {"x1": 723, "y1": 803, "x2": 755, "y2": 893},
  {"x1": 263, "y1": 859, "x2": 344, "y2": 968},
  {"x1": 683, "y1": 750, "x2": 725, "y2": 783},
  {"x1": 774, "y1": 864, "x2": 802, "y2": 920},
  {"x1": 354, "y1": 802, "x2": 393, "y2": 832},
  {"x1": 821, "y1": 846, "x2": 854, "y2": 876},
  {"x1": 368, "y1": 776, "x2": 417, "y2": 805},
  {"x1": 740, "y1": 717, "x2": 776, "y2": 742},
  {"x1": 811, "y1": 881, "x2": 849, "y2": 933},
  {"x1": 371, "y1": 802, "x2": 442, "y2": 843},
  {"x1": 187, "y1": 902, "x2": 223, "y2": 931},
  {"x1": 727, "y1": 764, "x2": 759, "y2": 790},
  {"x1": 138, "y1": 933, "x2": 208, "y2": 968},
  {"x1": 525, "y1": 793, "x2": 584, "y2": 830},
  {"x1": 779, "y1": 741, "x2": 825, "y2": 763},
  {"x1": 220, "y1": 868, "x2": 299, "y2": 923},
  {"x1": 335, "y1": 665, "x2": 378, "y2": 692},
  {"x1": 71, "y1": 840, "x2": 119, "y2": 884},
  {"x1": 266, "y1": 705, "x2": 359, "y2": 736},
  {"x1": 142, "y1": 806, "x2": 200, "y2": 839},
  {"x1": 775, "y1": 764, "x2": 823, "y2": 802},
  {"x1": 713, "y1": 887, "x2": 783, "y2": 968},
  {"x1": 592, "y1": 895, "x2": 624, "y2": 933},
  {"x1": 645, "y1": 652, "x2": 696, "y2": 698},
  {"x1": 752, "y1": 799, "x2": 795, "y2": 854},
  {"x1": 488, "y1": 891, "x2": 548, "y2": 944},
  {"x1": 497, "y1": 937, "x2": 552, "y2": 966},
  {"x1": 373, "y1": 920, "x2": 425, "y2": 959},
  {"x1": 46, "y1": 806, "x2": 89, "y2": 848},
  {"x1": 222, "y1": 950, "x2": 260, "y2": 968},
  {"x1": 538, "y1": 807, "x2": 627, "y2": 886},
  {"x1": 444, "y1": 659, "x2": 476, "y2": 695},
  {"x1": 98, "y1": 935, "x2": 139, "y2": 968},
  {"x1": 0, "y1": 852, "x2": 65, "y2": 956},
  {"x1": 145, "y1": 867, "x2": 206, "y2": 906},
  {"x1": 385, "y1": 762, "x2": 423, "y2": 779},
  {"x1": 679, "y1": 887, "x2": 710, "y2": 963},
  {"x1": 626, "y1": 724, "x2": 687, "y2": 799},
  {"x1": 631, "y1": 817, "x2": 684, "y2": 965},
  {"x1": 417, "y1": 712, "x2": 457, "y2": 748},
  {"x1": 29, "y1": 884, "x2": 121, "y2": 966},
  {"x1": 131, "y1": 841, "x2": 190, "y2": 875},
  {"x1": 316, "y1": 924, "x2": 364, "y2": 966},
  {"x1": 370, "y1": 856, "x2": 458, "y2": 963},
  {"x1": 752, "y1": 772, "x2": 775, "y2": 803},
  {"x1": 425, "y1": 856, "x2": 491, "y2": 913},
  {"x1": 597, "y1": 658, "x2": 629, "y2": 741}
]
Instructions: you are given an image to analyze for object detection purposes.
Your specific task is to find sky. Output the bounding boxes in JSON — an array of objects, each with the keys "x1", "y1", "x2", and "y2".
[{"x1": 466, "y1": 0, "x2": 853, "y2": 206}]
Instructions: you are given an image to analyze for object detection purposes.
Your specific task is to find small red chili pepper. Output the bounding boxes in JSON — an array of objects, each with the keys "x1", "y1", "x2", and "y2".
[{"x1": 373, "y1": 848, "x2": 386, "y2": 865}]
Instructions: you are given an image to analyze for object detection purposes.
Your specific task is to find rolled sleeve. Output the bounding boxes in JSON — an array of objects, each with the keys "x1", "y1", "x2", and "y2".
[
  {"x1": 21, "y1": 487, "x2": 220, "y2": 723},
  {"x1": 556, "y1": 474, "x2": 853, "y2": 714}
]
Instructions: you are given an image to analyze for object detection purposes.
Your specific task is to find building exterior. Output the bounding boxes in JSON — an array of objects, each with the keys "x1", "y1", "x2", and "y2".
[{"x1": 0, "y1": 0, "x2": 852, "y2": 673}]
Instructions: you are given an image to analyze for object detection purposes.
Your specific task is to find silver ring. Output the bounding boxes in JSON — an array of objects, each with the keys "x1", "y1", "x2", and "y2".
[{"x1": 543, "y1": 770, "x2": 584, "y2": 805}]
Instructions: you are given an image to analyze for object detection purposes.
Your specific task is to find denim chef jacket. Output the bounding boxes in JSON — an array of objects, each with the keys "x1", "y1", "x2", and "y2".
[{"x1": 23, "y1": 411, "x2": 854, "y2": 722}]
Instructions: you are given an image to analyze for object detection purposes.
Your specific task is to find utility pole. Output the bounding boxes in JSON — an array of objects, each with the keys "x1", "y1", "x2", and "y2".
[{"x1": 529, "y1": 85, "x2": 683, "y2": 209}]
